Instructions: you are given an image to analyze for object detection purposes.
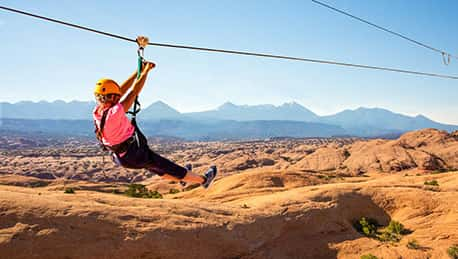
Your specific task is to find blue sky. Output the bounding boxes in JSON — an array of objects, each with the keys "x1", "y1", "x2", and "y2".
[{"x1": 1, "y1": 0, "x2": 457, "y2": 124}]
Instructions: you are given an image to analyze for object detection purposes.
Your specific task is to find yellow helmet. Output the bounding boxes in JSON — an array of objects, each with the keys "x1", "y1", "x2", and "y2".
[{"x1": 94, "y1": 78, "x2": 121, "y2": 96}]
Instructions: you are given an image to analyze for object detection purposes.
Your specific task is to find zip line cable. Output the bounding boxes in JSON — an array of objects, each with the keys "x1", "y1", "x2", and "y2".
[
  {"x1": 0, "y1": 6, "x2": 136, "y2": 43},
  {"x1": 146, "y1": 43, "x2": 458, "y2": 80},
  {"x1": 1, "y1": 5, "x2": 458, "y2": 80},
  {"x1": 311, "y1": 0, "x2": 458, "y2": 65}
]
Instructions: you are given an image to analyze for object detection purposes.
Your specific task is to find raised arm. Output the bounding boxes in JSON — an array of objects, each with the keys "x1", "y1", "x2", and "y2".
[
  {"x1": 121, "y1": 62, "x2": 155, "y2": 112},
  {"x1": 119, "y1": 70, "x2": 139, "y2": 97}
]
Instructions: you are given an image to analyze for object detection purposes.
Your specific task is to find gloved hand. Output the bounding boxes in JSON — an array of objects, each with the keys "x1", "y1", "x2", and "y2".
[{"x1": 144, "y1": 61, "x2": 156, "y2": 72}]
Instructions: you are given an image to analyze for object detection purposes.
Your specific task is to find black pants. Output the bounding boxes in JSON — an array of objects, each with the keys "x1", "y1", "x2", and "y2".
[{"x1": 112, "y1": 129, "x2": 187, "y2": 179}]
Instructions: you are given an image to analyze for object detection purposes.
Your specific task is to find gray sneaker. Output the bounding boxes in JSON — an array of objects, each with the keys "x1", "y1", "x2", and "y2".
[{"x1": 202, "y1": 165, "x2": 217, "y2": 189}]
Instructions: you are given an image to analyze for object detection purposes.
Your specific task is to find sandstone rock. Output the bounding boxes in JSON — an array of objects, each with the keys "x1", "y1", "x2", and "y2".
[{"x1": 294, "y1": 147, "x2": 347, "y2": 172}]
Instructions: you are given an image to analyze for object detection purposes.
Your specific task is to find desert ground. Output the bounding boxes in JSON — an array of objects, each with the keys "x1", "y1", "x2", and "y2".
[{"x1": 0, "y1": 128, "x2": 457, "y2": 259}]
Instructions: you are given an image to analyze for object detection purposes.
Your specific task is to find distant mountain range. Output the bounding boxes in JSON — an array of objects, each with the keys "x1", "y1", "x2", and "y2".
[
  {"x1": 1, "y1": 100, "x2": 457, "y2": 140},
  {"x1": 319, "y1": 107, "x2": 457, "y2": 136},
  {"x1": 185, "y1": 101, "x2": 318, "y2": 122},
  {"x1": 1, "y1": 100, "x2": 94, "y2": 120}
]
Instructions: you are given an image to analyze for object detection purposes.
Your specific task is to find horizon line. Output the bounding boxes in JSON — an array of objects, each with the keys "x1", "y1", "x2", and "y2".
[{"x1": 0, "y1": 98, "x2": 436, "y2": 120}]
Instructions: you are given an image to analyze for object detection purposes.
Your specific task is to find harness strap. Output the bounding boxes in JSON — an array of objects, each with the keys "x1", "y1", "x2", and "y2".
[
  {"x1": 94, "y1": 107, "x2": 110, "y2": 145},
  {"x1": 94, "y1": 106, "x2": 141, "y2": 153},
  {"x1": 130, "y1": 117, "x2": 141, "y2": 148}
]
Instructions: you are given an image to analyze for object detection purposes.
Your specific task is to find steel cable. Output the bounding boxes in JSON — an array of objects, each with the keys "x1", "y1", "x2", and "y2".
[
  {"x1": 311, "y1": 0, "x2": 458, "y2": 64},
  {"x1": 1, "y1": 5, "x2": 458, "y2": 80}
]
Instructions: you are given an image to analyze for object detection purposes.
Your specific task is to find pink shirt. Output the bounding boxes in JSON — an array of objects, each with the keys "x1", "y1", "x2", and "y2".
[{"x1": 93, "y1": 103, "x2": 135, "y2": 147}]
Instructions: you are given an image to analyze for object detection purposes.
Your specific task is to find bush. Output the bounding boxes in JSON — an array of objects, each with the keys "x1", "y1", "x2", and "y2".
[
  {"x1": 448, "y1": 245, "x2": 458, "y2": 259},
  {"x1": 378, "y1": 220, "x2": 407, "y2": 242},
  {"x1": 169, "y1": 188, "x2": 180, "y2": 194},
  {"x1": 407, "y1": 239, "x2": 420, "y2": 249},
  {"x1": 424, "y1": 180, "x2": 439, "y2": 186},
  {"x1": 387, "y1": 220, "x2": 406, "y2": 235},
  {"x1": 361, "y1": 254, "x2": 378, "y2": 259},
  {"x1": 354, "y1": 218, "x2": 410, "y2": 243},
  {"x1": 124, "y1": 184, "x2": 163, "y2": 199},
  {"x1": 149, "y1": 190, "x2": 163, "y2": 199},
  {"x1": 354, "y1": 217, "x2": 378, "y2": 237},
  {"x1": 64, "y1": 188, "x2": 75, "y2": 194}
]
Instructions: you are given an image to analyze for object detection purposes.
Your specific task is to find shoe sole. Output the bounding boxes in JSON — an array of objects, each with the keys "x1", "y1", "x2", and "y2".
[
  {"x1": 180, "y1": 164, "x2": 193, "y2": 187},
  {"x1": 203, "y1": 166, "x2": 217, "y2": 189}
]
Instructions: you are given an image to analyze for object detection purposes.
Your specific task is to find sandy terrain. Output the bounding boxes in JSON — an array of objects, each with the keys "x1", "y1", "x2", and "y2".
[{"x1": 0, "y1": 128, "x2": 457, "y2": 258}]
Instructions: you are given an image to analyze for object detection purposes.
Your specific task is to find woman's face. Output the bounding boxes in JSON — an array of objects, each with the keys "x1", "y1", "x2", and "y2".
[{"x1": 95, "y1": 94, "x2": 120, "y2": 108}]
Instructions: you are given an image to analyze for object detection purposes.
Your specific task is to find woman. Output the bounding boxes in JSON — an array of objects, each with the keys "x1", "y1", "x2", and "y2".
[{"x1": 93, "y1": 61, "x2": 216, "y2": 188}]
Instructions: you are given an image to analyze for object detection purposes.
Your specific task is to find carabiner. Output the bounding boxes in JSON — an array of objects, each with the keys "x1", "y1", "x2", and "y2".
[
  {"x1": 137, "y1": 47, "x2": 145, "y2": 62},
  {"x1": 136, "y1": 35, "x2": 149, "y2": 64}
]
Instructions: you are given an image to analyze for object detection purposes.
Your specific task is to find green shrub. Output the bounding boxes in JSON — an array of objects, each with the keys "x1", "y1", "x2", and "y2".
[
  {"x1": 378, "y1": 220, "x2": 407, "y2": 242},
  {"x1": 448, "y1": 245, "x2": 458, "y2": 259},
  {"x1": 378, "y1": 232, "x2": 397, "y2": 242},
  {"x1": 386, "y1": 220, "x2": 406, "y2": 235},
  {"x1": 424, "y1": 180, "x2": 439, "y2": 186},
  {"x1": 169, "y1": 188, "x2": 180, "y2": 194},
  {"x1": 124, "y1": 184, "x2": 145, "y2": 197},
  {"x1": 124, "y1": 184, "x2": 163, "y2": 199},
  {"x1": 354, "y1": 218, "x2": 410, "y2": 243},
  {"x1": 64, "y1": 188, "x2": 75, "y2": 194},
  {"x1": 361, "y1": 254, "x2": 378, "y2": 259},
  {"x1": 407, "y1": 239, "x2": 420, "y2": 249},
  {"x1": 354, "y1": 217, "x2": 378, "y2": 237},
  {"x1": 149, "y1": 190, "x2": 163, "y2": 199}
]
